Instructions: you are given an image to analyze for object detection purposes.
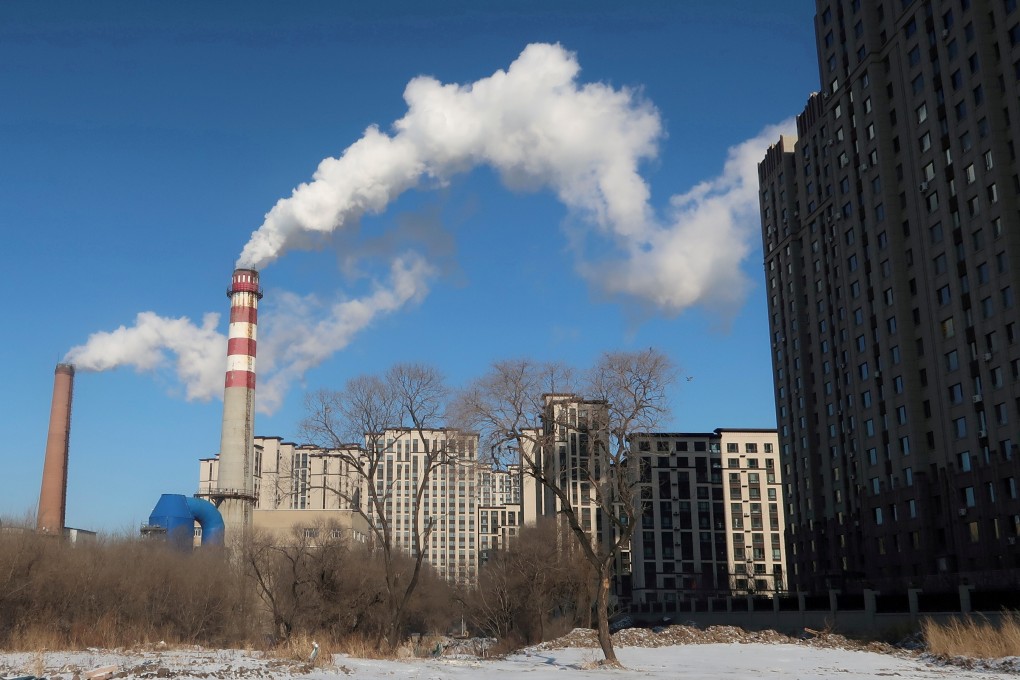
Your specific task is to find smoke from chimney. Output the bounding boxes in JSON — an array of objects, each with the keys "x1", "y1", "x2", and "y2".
[
  {"x1": 38, "y1": 363, "x2": 74, "y2": 535},
  {"x1": 61, "y1": 43, "x2": 794, "y2": 411}
]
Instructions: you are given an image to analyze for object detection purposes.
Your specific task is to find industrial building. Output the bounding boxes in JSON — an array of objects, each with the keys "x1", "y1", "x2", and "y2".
[{"x1": 759, "y1": 0, "x2": 1020, "y2": 591}]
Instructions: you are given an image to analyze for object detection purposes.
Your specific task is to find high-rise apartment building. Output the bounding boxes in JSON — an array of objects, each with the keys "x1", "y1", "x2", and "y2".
[
  {"x1": 760, "y1": 0, "x2": 1020, "y2": 591},
  {"x1": 200, "y1": 432, "x2": 520, "y2": 584},
  {"x1": 629, "y1": 430, "x2": 785, "y2": 605}
]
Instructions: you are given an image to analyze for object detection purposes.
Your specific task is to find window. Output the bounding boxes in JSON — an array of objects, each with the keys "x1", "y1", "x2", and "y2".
[
  {"x1": 955, "y1": 100, "x2": 967, "y2": 121},
  {"x1": 982, "y1": 296, "x2": 994, "y2": 318},
  {"x1": 946, "y1": 350, "x2": 960, "y2": 371}
]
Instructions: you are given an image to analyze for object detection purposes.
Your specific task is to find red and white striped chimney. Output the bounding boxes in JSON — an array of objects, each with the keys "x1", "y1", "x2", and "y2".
[
  {"x1": 216, "y1": 268, "x2": 261, "y2": 540},
  {"x1": 38, "y1": 363, "x2": 74, "y2": 535}
]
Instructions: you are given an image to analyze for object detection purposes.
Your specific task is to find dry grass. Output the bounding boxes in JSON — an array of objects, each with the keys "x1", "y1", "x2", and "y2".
[
  {"x1": 0, "y1": 529, "x2": 252, "y2": 650},
  {"x1": 922, "y1": 612, "x2": 1020, "y2": 659},
  {"x1": 331, "y1": 633, "x2": 391, "y2": 659},
  {"x1": 267, "y1": 632, "x2": 337, "y2": 667}
]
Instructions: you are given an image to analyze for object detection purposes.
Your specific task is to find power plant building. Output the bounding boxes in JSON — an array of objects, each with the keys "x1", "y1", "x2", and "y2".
[{"x1": 759, "y1": 0, "x2": 1020, "y2": 591}]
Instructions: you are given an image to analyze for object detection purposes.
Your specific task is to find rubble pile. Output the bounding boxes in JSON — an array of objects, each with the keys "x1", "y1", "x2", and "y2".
[{"x1": 529, "y1": 624, "x2": 908, "y2": 656}]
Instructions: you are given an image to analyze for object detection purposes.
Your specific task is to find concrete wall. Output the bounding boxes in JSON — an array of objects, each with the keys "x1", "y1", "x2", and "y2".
[{"x1": 629, "y1": 586, "x2": 1008, "y2": 637}]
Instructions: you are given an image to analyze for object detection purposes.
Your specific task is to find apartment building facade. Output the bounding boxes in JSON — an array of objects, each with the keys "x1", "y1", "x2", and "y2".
[
  {"x1": 628, "y1": 430, "x2": 786, "y2": 606},
  {"x1": 759, "y1": 0, "x2": 1020, "y2": 591},
  {"x1": 200, "y1": 431, "x2": 520, "y2": 584},
  {"x1": 199, "y1": 413, "x2": 779, "y2": 598}
]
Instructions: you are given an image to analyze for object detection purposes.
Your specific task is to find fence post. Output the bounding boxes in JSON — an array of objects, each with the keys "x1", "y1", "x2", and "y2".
[
  {"x1": 959, "y1": 584, "x2": 974, "y2": 614},
  {"x1": 863, "y1": 589, "x2": 878, "y2": 624},
  {"x1": 907, "y1": 588, "x2": 921, "y2": 625}
]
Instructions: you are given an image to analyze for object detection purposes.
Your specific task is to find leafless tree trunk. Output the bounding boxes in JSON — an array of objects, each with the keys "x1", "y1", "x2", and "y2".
[
  {"x1": 301, "y1": 362, "x2": 452, "y2": 651},
  {"x1": 452, "y1": 349, "x2": 677, "y2": 667}
]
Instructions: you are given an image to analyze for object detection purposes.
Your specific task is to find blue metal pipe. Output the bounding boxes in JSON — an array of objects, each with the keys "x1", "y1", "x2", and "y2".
[
  {"x1": 186, "y1": 496, "x2": 225, "y2": 547},
  {"x1": 146, "y1": 493, "x2": 225, "y2": 549}
]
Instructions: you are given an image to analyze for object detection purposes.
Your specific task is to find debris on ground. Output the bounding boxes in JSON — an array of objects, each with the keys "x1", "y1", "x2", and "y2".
[{"x1": 528, "y1": 624, "x2": 905, "y2": 657}]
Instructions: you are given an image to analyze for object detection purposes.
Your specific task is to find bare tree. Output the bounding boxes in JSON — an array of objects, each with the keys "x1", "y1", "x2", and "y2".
[
  {"x1": 453, "y1": 349, "x2": 677, "y2": 666},
  {"x1": 301, "y1": 363, "x2": 454, "y2": 650},
  {"x1": 469, "y1": 519, "x2": 594, "y2": 645},
  {"x1": 243, "y1": 521, "x2": 387, "y2": 643}
]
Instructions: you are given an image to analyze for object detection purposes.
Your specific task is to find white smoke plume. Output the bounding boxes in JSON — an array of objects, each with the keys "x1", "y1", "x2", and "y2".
[
  {"x1": 63, "y1": 254, "x2": 433, "y2": 414},
  {"x1": 65, "y1": 312, "x2": 226, "y2": 401},
  {"x1": 67, "y1": 43, "x2": 793, "y2": 412},
  {"x1": 255, "y1": 253, "x2": 433, "y2": 413},
  {"x1": 238, "y1": 42, "x2": 792, "y2": 320},
  {"x1": 238, "y1": 42, "x2": 662, "y2": 271},
  {"x1": 582, "y1": 119, "x2": 797, "y2": 320}
]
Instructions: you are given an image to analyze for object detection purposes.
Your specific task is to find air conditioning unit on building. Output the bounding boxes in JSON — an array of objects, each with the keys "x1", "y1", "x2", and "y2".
[
  {"x1": 958, "y1": 508, "x2": 968, "y2": 516},
  {"x1": 972, "y1": 394, "x2": 983, "y2": 403},
  {"x1": 978, "y1": 429, "x2": 988, "y2": 439},
  {"x1": 919, "y1": 181, "x2": 929, "y2": 192},
  {"x1": 983, "y1": 352, "x2": 993, "y2": 361},
  {"x1": 1009, "y1": 537, "x2": 1016, "y2": 545}
]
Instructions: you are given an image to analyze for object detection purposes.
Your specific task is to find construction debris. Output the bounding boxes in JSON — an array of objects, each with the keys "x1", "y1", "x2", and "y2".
[{"x1": 528, "y1": 624, "x2": 906, "y2": 657}]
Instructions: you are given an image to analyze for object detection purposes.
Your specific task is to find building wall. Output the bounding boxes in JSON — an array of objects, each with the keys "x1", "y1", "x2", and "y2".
[
  {"x1": 628, "y1": 430, "x2": 785, "y2": 605},
  {"x1": 760, "y1": 0, "x2": 1020, "y2": 591},
  {"x1": 201, "y1": 432, "x2": 521, "y2": 586},
  {"x1": 202, "y1": 424, "x2": 779, "y2": 597}
]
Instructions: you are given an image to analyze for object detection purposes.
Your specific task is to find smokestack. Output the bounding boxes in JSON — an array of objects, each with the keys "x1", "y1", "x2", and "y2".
[
  {"x1": 38, "y1": 363, "x2": 75, "y2": 535},
  {"x1": 213, "y1": 268, "x2": 261, "y2": 544}
]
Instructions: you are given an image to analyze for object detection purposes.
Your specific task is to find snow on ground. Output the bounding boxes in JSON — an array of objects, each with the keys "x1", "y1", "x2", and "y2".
[{"x1": 2, "y1": 629, "x2": 1019, "y2": 680}]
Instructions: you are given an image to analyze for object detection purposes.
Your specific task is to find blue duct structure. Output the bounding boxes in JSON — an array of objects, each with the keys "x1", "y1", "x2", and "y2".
[{"x1": 146, "y1": 494, "x2": 225, "y2": 549}]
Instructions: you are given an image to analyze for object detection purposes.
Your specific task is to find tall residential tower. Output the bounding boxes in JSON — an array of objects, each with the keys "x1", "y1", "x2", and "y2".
[{"x1": 760, "y1": 0, "x2": 1020, "y2": 591}]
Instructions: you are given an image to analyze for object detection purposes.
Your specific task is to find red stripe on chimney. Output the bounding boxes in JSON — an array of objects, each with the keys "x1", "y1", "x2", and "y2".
[
  {"x1": 230, "y1": 306, "x2": 258, "y2": 324},
  {"x1": 227, "y1": 337, "x2": 257, "y2": 357},
  {"x1": 224, "y1": 370, "x2": 256, "y2": 389}
]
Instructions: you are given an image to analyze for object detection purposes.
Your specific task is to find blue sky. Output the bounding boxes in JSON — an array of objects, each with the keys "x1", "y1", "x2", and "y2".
[{"x1": 1, "y1": 1, "x2": 819, "y2": 532}]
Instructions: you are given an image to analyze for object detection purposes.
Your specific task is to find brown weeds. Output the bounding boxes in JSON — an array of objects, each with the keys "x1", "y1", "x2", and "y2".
[{"x1": 922, "y1": 612, "x2": 1020, "y2": 659}]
